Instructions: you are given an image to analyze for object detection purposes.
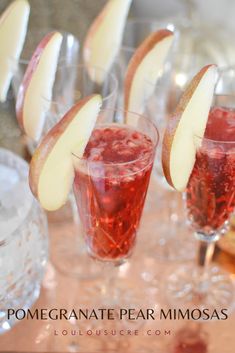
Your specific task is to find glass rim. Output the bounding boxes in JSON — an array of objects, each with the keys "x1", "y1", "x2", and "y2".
[
  {"x1": 8, "y1": 30, "x2": 79, "y2": 65},
  {"x1": 72, "y1": 108, "x2": 159, "y2": 168},
  {"x1": 24, "y1": 28, "x2": 78, "y2": 37},
  {"x1": 125, "y1": 17, "x2": 176, "y2": 30},
  {"x1": 194, "y1": 133, "x2": 235, "y2": 145},
  {"x1": 119, "y1": 45, "x2": 135, "y2": 54},
  {"x1": 194, "y1": 126, "x2": 235, "y2": 145},
  {"x1": 40, "y1": 63, "x2": 118, "y2": 106},
  {"x1": 117, "y1": 46, "x2": 169, "y2": 89},
  {"x1": 217, "y1": 65, "x2": 235, "y2": 73},
  {"x1": 122, "y1": 17, "x2": 177, "y2": 50},
  {"x1": 193, "y1": 102, "x2": 235, "y2": 144}
]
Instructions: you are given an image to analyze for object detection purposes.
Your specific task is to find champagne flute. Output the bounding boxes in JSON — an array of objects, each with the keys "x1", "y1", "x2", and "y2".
[
  {"x1": 67, "y1": 107, "x2": 158, "y2": 350},
  {"x1": 72, "y1": 107, "x2": 158, "y2": 296},
  {"x1": 165, "y1": 69, "x2": 235, "y2": 309}
]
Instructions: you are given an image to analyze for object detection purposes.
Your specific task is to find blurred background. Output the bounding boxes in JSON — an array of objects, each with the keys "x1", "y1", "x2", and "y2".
[
  {"x1": 0, "y1": 0, "x2": 235, "y2": 42},
  {"x1": 1, "y1": 0, "x2": 235, "y2": 156}
]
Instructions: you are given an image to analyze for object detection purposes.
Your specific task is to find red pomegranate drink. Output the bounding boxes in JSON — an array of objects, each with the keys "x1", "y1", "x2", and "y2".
[
  {"x1": 186, "y1": 106, "x2": 235, "y2": 234},
  {"x1": 73, "y1": 124, "x2": 156, "y2": 261}
]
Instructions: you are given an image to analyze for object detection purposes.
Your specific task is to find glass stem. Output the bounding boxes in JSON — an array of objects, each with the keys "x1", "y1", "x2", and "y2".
[
  {"x1": 197, "y1": 240, "x2": 215, "y2": 269},
  {"x1": 100, "y1": 262, "x2": 121, "y2": 303},
  {"x1": 183, "y1": 0, "x2": 198, "y2": 23},
  {"x1": 192, "y1": 238, "x2": 216, "y2": 301}
]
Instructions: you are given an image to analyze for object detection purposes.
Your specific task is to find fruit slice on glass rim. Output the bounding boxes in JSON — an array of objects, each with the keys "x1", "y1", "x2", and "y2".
[
  {"x1": 83, "y1": 0, "x2": 132, "y2": 84},
  {"x1": 29, "y1": 94, "x2": 102, "y2": 211},
  {"x1": 124, "y1": 29, "x2": 174, "y2": 122},
  {"x1": 162, "y1": 64, "x2": 218, "y2": 191},
  {"x1": 16, "y1": 31, "x2": 63, "y2": 141},
  {"x1": 0, "y1": 0, "x2": 30, "y2": 102}
]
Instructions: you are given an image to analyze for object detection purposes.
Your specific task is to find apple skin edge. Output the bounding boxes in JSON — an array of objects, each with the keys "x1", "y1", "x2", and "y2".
[
  {"x1": 29, "y1": 94, "x2": 99, "y2": 203},
  {"x1": 83, "y1": 0, "x2": 132, "y2": 61},
  {"x1": 0, "y1": 0, "x2": 30, "y2": 102},
  {"x1": 124, "y1": 29, "x2": 174, "y2": 113},
  {"x1": 83, "y1": 1, "x2": 108, "y2": 55},
  {"x1": 161, "y1": 64, "x2": 216, "y2": 190},
  {"x1": 15, "y1": 31, "x2": 57, "y2": 132},
  {"x1": 83, "y1": 0, "x2": 132, "y2": 84}
]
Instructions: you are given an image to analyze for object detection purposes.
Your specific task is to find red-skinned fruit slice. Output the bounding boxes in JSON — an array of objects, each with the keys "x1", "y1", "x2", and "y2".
[
  {"x1": 162, "y1": 64, "x2": 217, "y2": 191},
  {"x1": 16, "y1": 31, "x2": 62, "y2": 141},
  {"x1": 29, "y1": 94, "x2": 102, "y2": 211}
]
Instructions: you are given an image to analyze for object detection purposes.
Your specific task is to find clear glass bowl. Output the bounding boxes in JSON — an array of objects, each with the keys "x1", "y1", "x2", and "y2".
[{"x1": 0, "y1": 148, "x2": 48, "y2": 334}]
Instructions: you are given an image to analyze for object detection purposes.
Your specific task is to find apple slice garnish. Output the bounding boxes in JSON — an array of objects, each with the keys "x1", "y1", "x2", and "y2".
[
  {"x1": 83, "y1": 0, "x2": 132, "y2": 84},
  {"x1": 16, "y1": 31, "x2": 63, "y2": 141},
  {"x1": 0, "y1": 0, "x2": 30, "y2": 102},
  {"x1": 29, "y1": 94, "x2": 102, "y2": 211},
  {"x1": 162, "y1": 64, "x2": 217, "y2": 191},
  {"x1": 124, "y1": 29, "x2": 174, "y2": 121}
]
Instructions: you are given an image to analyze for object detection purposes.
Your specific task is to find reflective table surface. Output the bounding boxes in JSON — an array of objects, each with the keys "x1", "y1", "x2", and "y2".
[{"x1": 1, "y1": 179, "x2": 235, "y2": 353}]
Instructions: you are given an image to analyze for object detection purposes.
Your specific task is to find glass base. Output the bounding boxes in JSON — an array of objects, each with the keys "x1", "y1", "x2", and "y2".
[
  {"x1": 52, "y1": 239, "x2": 103, "y2": 280},
  {"x1": 141, "y1": 176, "x2": 195, "y2": 262},
  {"x1": 169, "y1": 322, "x2": 209, "y2": 353},
  {"x1": 50, "y1": 221, "x2": 103, "y2": 280},
  {"x1": 139, "y1": 211, "x2": 196, "y2": 262},
  {"x1": 165, "y1": 263, "x2": 234, "y2": 310}
]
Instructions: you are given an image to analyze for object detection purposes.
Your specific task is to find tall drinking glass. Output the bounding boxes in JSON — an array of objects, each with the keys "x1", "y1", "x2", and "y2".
[
  {"x1": 64, "y1": 109, "x2": 158, "y2": 352},
  {"x1": 73, "y1": 108, "x2": 158, "y2": 265}
]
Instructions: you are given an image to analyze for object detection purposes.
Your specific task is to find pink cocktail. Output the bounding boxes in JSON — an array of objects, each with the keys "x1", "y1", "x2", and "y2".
[
  {"x1": 166, "y1": 102, "x2": 235, "y2": 309},
  {"x1": 73, "y1": 112, "x2": 158, "y2": 262},
  {"x1": 186, "y1": 106, "x2": 235, "y2": 235}
]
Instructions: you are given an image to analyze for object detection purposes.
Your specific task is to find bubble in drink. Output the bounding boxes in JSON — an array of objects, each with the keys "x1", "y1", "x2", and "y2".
[
  {"x1": 186, "y1": 106, "x2": 235, "y2": 232},
  {"x1": 73, "y1": 125, "x2": 155, "y2": 261}
]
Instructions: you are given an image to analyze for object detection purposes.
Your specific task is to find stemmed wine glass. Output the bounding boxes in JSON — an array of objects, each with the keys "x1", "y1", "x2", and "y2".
[
  {"x1": 66, "y1": 108, "x2": 158, "y2": 351},
  {"x1": 165, "y1": 68, "x2": 235, "y2": 309}
]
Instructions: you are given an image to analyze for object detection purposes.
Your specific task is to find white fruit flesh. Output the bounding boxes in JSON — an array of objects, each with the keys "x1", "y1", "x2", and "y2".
[
  {"x1": 127, "y1": 35, "x2": 173, "y2": 117},
  {"x1": 23, "y1": 32, "x2": 62, "y2": 141},
  {"x1": 170, "y1": 66, "x2": 217, "y2": 191},
  {"x1": 36, "y1": 95, "x2": 102, "y2": 211},
  {"x1": 83, "y1": 0, "x2": 132, "y2": 83},
  {"x1": 0, "y1": 0, "x2": 30, "y2": 102}
]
